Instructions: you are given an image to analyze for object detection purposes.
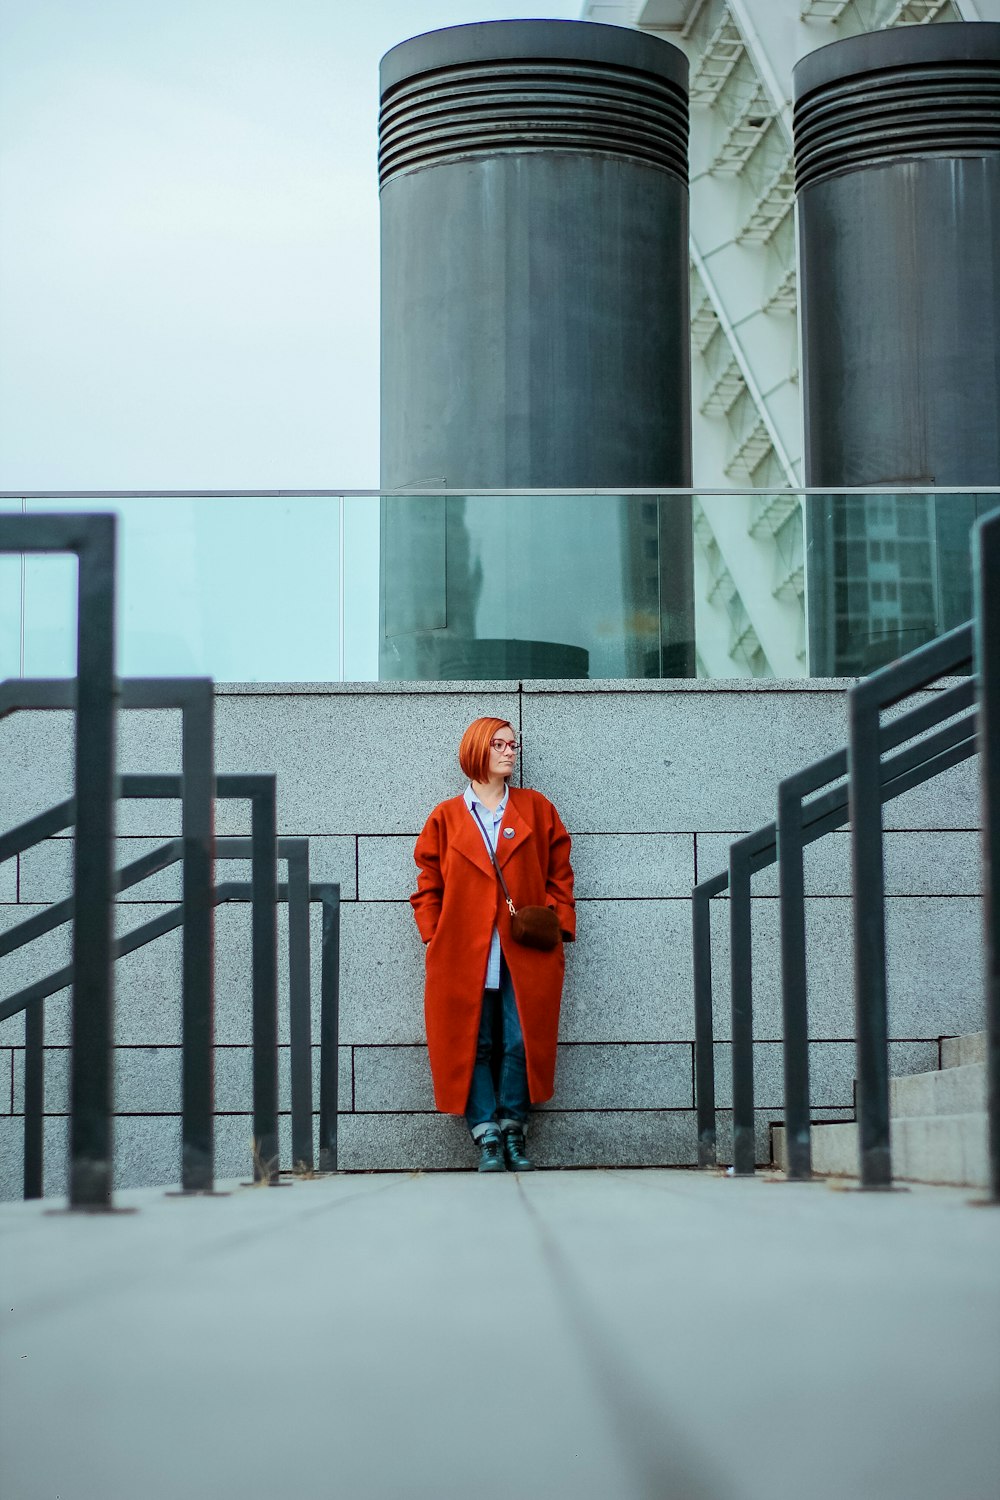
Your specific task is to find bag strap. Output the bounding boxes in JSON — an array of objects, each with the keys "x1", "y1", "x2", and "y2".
[{"x1": 469, "y1": 801, "x2": 517, "y2": 917}]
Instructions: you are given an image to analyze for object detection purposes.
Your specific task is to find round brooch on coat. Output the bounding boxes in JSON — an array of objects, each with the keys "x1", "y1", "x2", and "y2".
[{"x1": 502, "y1": 827, "x2": 516, "y2": 839}]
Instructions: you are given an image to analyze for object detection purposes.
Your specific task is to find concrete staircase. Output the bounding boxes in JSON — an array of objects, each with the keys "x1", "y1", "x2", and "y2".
[{"x1": 774, "y1": 1033, "x2": 989, "y2": 1188}]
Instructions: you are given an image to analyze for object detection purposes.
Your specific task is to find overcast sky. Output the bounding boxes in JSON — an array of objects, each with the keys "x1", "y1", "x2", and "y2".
[{"x1": 0, "y1": 1, "x2": 583, "y2": 491}]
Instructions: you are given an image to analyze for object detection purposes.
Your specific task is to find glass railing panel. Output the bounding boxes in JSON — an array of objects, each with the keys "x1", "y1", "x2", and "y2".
[
  {"x1": 692, "y1": 491, "x2": 806, "y2": 679},
  {"x1": 379, "y1": 493, "x2": 694, "y2": 680},
  {"x1": 342, "y1": 496, "x2": 380, "y2": 681},
  {"x1": 803, "y1": 491, "x2": 1000, "y2": 676},
  {"x1": 0, "y1": 500, "x2": 23, "y2": 679},
  {"x1": 1, "y1": 488, "x2": 996, "y2": 684},
  {"x1": 21, "y1": 496, "x2": 343, "y2": 681}
]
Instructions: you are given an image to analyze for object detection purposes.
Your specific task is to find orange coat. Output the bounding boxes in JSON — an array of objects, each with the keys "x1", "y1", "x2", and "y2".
[{"x1": 411, "y1": 786, "x2": 576, "y2": 1114}]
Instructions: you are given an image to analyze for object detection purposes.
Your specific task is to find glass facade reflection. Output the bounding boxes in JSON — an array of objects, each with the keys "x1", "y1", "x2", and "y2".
[
  {"x1": 380, "y1": 494, "x2": 693, "y2": 681},
  {"x1": 0, "y1": 490, "x2": 996, "y2": 683},
  {"x1": 806, "y1": 493, "x2": 1000, "y2": 676}
]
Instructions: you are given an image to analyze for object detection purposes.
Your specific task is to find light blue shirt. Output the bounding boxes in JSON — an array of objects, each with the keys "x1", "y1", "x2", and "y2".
[{"x1": 464, "y1": 783, "x2": 509, "y2": 989}]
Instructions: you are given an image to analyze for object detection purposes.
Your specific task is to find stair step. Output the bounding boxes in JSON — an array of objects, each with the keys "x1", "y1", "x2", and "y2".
[
  {"x1": 773, "y1": 1113, "x2": 989, "y2": 1188},
  {"x1": 941, "y1": 1031, "x2": 987, "y2": 1069},
  {"x1": 890, "y1": 1061, "x2": 986, "y2": 1119}
]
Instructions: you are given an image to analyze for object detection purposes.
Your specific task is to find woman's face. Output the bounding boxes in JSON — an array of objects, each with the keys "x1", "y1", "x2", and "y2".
[{"x1": 487, "y1": 724, "x2": 518, "y2": 780}]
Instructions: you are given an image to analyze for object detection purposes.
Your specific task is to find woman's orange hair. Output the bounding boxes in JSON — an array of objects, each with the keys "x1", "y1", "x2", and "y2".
[{"x1": 458, "y1": 717, "x2": 515, "y2": 784}]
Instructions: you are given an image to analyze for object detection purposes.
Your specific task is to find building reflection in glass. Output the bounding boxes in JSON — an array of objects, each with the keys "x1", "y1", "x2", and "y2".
[
  {"x1": 379, "y1": 493, "x2": 694, "y2": 681},
  {"x1": 806, "y1": 493, "x2": 1000, "y2": 676}
]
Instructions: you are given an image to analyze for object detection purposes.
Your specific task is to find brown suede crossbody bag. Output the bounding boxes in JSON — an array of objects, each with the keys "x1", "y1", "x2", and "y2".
[{"x1": 470, "y1": 803, "x2": 562, "y2": 952}]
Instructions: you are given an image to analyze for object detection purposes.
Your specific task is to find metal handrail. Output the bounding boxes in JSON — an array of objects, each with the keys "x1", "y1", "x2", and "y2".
[
  {"x1": 0, "y1": 771, "x2": 288, "y2": 1195},
  {"x1": 2, "y1": 677, "x2": 217, "y2": 1194},
  {"x1": 4, "y1": 486, "x2": 1000, "y2": 498},
  {"x1": 973, "y1": 512, "x2": 1000, "y2": 1203},
  {"x1": 6, "y1": 870, "x2": 341, "y2": 1195},
  {"x1": 0, "y1": 556, "x2": 338, "y2": 1207},
  {"x1": 777, "y1": 681, "x2": 976, "y2": 1181},
  {"x1": 848, "y1": 624, "x2": 974, "y2": 1187},
  {"x1": 2, "y1": 780, "x2": 342, "y2": 1196},
  {"x1": 693, "y1": 621, "x2": 980, "y2": 1182},
  {"x1": 122, "y1": 772, "x2": 281, "y2": 1186},
  {"x1": 0, "y1": 515, "x2": 117, "y2": 1208}
]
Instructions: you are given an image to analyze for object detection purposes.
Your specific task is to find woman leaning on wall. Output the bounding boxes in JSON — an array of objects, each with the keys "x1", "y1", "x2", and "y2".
[{"x1": 410, "y1": 717, "x2": 576, "y2": 1172}]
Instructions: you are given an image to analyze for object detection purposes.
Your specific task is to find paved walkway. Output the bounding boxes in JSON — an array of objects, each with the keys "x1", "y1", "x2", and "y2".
[{"x1": 2, "y1": 1169, "x2": 999, "y2": 1500}]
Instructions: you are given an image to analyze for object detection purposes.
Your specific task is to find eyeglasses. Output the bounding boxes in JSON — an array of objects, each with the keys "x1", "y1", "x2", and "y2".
[{"x1": 490, "y1": 738, "x2": 520, "y2": 754}]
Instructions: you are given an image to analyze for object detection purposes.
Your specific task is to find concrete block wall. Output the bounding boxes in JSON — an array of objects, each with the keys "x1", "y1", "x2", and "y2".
[{"x1": 0, "y1": 679, "x2": 984, "y2": 1197}]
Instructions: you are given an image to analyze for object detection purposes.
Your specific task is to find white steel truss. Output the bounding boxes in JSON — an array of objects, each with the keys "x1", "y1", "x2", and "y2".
[
  {"x1": 700, "y1": 327, "x2": 748, "y2": 415},
  {"x1": 689, "y1": 8, "x2": 745, "y2": 104},
  {"x1": 883, "y1": 0, "x2": 953, "y2": 22},
  {"x1": 579, "y1": 0, "x2": 987, "y2": 678},
  {"x1": 693, "y1": 499, "x2": 770, "y2": 673},
  {"x1": 691, "y1": 290, "x2": 721, "y2": 351},
  {"x1": 711, "y1": 80, "x2": 776, "y2": 171},
  {"x1": 764, "y1": 265, "x2": 798, "y2": 314},
  {"x1": 749, "y1": 491, "x2": 800, "y2": 539},
  {"x1": 799, "y1": 0, "x2": 852, "y2": 19},
  {"x1": 737, "y1": 157, "x2": 796, "y2": 242},
  {"x1": 724, "y1": 416, "x2": 774, "y2": 479}
]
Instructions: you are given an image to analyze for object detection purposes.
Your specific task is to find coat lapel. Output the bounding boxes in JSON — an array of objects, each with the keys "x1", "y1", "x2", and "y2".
[
  {"x1": 451, "y1": 797, "x2": 496, "y2": 878},
  {"x1": 497, "y1": 791, "x2": 533, "y2": 869}
]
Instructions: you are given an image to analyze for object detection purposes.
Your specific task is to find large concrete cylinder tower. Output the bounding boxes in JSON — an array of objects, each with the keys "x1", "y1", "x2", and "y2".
[
  {"x1": 794, "y1": 23, "x2": 1000, "y2": 674},
  {"x1": 378, "y1": 20, "x2": 693, "y2": 680}
]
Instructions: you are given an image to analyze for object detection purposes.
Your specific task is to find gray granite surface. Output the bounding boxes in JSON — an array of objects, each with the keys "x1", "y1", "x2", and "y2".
[
  {"x1": 351, "y1": 1041, "x2": 693, "y2": 1113},
  {"x1": 340, "y1": 902, "x2": 426, "y2": 1044},
  {"x1": 561, "y1": 899, "x2": 693, "y2": 1042},
  {"x1": 522, "y1": 689, "x2": 852, "y2": 832},
  {"x1": 714, "y1": 1107, "x2": 857, "y2": 1166},
  {"x1": 357, "y1": 835, "x2": 417, "y2": 901},
  {"x1": 711, "y1": 1038, "x2": 940, "y2": 1111},
  {"x1": 213, "y1": 690, "x2": 520, "y2": 834},
  {"x1": 21, "y1": 837, "x2": 183, "y2": 904},
  {"x1": 696, "y1": 830, "x2": 981, "y2": 898},
  {"x1": 569, "y1": 834, "x2": 695, "y2": 898},
  {"x1": 0, "y1": 712, "x2": 74, "y2": 833},
  {"x1": 542, "y1": 1042, "x2": 693, "y2": 1110},
  {"x1": 337, "y1": 1109, "x2": 699, "y2": 1170},
  {"x1": 358, "y1": 831, "x2": 697, "y2": 901},
  {"x1": 709, "y1": 896, "x2": 984, "y2": 1041},
  {"x1": 18, "y1": 833, "x2": 358, "y2": 904},
  {"x1": 0, "y1": 681, "x2": 987, "y2": 1192},
  {"x1": 0, "y1": 1113, "x2": 306, "y2": 1197}
]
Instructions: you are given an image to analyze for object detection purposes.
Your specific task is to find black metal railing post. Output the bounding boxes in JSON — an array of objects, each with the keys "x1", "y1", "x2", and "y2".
[
  {"x1": 695, "y1": 653, "x2": 975, "y2": 1188},
  {"x1": 316, "y1": 883, "x2": 342, "y2": 1172},
  {"x1": 0, "y1": 514, "x2": 119, "y2": 1210},
  {"x1": 179, "y1": 681, "x2": 216, "y2": 1192},
  {"x1": 692, "y1": 876, "x2": 724, "y2": 1168},
  {"x1": 974, "y1": 509, "x2": 1000, "y2": 1203},
  {"x1": 847, "y1": 676, "x2": 892, "y2": 1189},
  {"x1": 248, "y1": 777, "x2": 280, "y2": 1181},
  {"x1": 777, "y1": 770, "x2": 813, "y2": 1181},
  {"x1": 122, "y1": 773, "x2": 282, "y2": 1186},
  {"x1": 216, "y1": 835, "x2": 314, "y2": 1176},
  {"x1": 23, "y1": 1002, "x2": 44, "y2": 1199},
  {"x1": 729, "y1": 835, "x2": 756, "y2": 1176},
  {"x1": 1, "y1": 762, "x2": 323, "y2": 1197},
  {"x1": 70, "y1": 515, "x2": 118, "y2": 1208},
  {"x1": 845, "y1": 626, "x2": 973, "y2": 1191},
  {"x1": 285, "y1": 840, "x2": 313, "y2": 1170},
  {"x1": 121, "y1": 682, "x2": 217, "y2": 1193}
]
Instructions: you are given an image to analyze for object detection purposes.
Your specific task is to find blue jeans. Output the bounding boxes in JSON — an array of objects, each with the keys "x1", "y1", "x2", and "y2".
[{"x1": 465, "y1": 957, "x2": 529, "y2": 1134}]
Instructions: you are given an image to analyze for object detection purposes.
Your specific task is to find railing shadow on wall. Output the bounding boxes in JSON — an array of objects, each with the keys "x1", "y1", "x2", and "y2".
[
  {"x1": 0, "y1": 515, "x2": 341, "y2": 1211},
  {"x1": 692, "y1": 508, "x2": 1000, "y2": 1202}
]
